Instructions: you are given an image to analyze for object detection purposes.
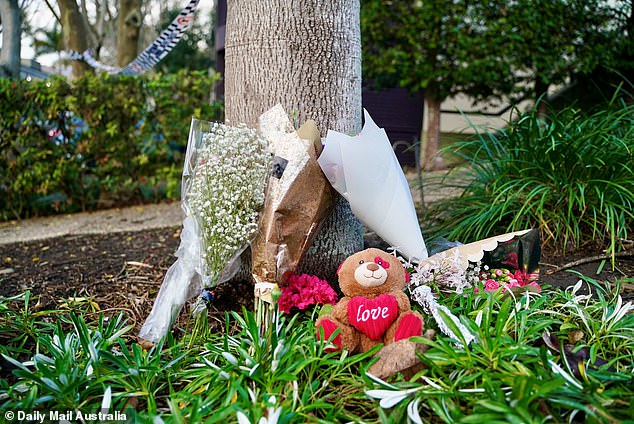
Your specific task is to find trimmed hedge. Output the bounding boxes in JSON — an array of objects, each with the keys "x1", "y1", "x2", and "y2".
[{"x1": 0, "y1": 70, "x2": 223, "y2": 220}]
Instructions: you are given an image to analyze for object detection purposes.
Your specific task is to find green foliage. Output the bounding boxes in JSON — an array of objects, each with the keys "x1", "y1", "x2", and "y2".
[
  {"x1": 0, "y1": 292, "x2": 56, "y2": 359},
  {"x1": 361, "y1": 0, "x2": 514, "y2": 102},
  {"x1": 361, "y1": 0, "x2": 630, "y2": 103},
  {"x1": 0, "y1": 71, "x2": 223, "y2": 220},
  {"x1": 497, "y1": 0, "x2": 624, "y2": 99},
  {"x1": 2, "y1": 277, "x2": 633, "y2": 422},
  {"x1": 0, "y1": 298, "x2": 378, "y2": 422},
  {"x1": 32, "y1": 22, "x2": 64, "y2": 57},
  {"x1": 178, "y1": 309, "x2": 379, "y2": 422},
  {"x1": 548, "y1": 276, "x2": 634, "y2": 373},
  {"x1": 2, "y1": 313, "x2": 133, "y2": 411},
  {"x1": 424, "y1": 94, "x2": 634, "y2": 256},
  {"x1": 368, "y1": 281, "x2": 634, "y2": 423},
  {"x1": 0, "y1": 292, "x2": 193, "y2": 415}
]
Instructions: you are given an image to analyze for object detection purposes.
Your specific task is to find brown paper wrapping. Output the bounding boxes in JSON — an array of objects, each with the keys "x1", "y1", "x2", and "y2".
[{"x1": 251, "y1": 114, "x2": 334, "y2": 290}]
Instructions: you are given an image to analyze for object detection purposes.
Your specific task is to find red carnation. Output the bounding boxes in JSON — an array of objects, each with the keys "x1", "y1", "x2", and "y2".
[{"x1": 278, "y1": 274, "x2": 338, "y2": 314}]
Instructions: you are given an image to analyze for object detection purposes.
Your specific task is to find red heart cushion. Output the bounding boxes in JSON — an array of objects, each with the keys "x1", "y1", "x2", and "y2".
[{"x1": 348, "y1": 294, "x2": 398, "y2": 340}]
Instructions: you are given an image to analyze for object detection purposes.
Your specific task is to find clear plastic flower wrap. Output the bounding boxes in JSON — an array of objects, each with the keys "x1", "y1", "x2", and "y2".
[{"x1": 139, "y1": 118, "x2": 271, "y2": 342}]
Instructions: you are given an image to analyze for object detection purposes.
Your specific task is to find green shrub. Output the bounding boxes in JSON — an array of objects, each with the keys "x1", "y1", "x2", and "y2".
[
  {"x1": 425, "y1": 93, "x2": 634, "y2": 256},
  {"x1": 0, "y1": 71, "x2": 223, "y2": 220}
]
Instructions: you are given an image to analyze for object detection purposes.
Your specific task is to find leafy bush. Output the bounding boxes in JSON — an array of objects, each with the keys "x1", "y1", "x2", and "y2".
[
  {"x1": 0, "y1": 71, "x2": 223, "y2": 220},
  {"x1": 424, "y1": 93, "x2": 634, "y2": 256}
]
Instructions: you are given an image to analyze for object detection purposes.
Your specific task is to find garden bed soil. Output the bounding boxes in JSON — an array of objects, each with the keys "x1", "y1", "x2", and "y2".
[
  {"x1": 0, "y1": 227, "x2": 632, "y2": 338},
  {"x1": 0, "y1": 228, "x2": 253, "y2": 337}
]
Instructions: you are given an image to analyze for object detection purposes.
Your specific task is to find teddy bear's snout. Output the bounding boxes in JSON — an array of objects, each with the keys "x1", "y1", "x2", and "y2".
[{"x1": 354, "y1": 261, "x2": 388, "y2": 287}]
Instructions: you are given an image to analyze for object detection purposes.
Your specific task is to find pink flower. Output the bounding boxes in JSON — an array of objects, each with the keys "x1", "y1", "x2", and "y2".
[
  {"x1": 278, "y1": 274, "x2": 337, "y2": 314},
  {"x1": 507, "y1": 270, "x2": 538, "y2": 287},
  {"x1": 484, "y1": 279, "x2": 500, "y2": 291},
  {"x1": 473, "y1": 265, "x2": 541, "y2": 295},
  {"x1": 506, "y1": 280, "x2": 521, "y2": 290}
]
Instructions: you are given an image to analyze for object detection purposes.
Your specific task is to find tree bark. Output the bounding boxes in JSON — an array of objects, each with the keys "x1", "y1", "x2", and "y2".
[
  {"x1": 116, "y1": 0, "x2": 143, "y2": 67},
  {"x1": 0, "y1": 0, "x2": 22, "y2": 78},
  {"x1": 422, "y1": 96, "x2": 446, "y2": 171},
  {"x1": 224, "y1": 0, "x2": 364, "y2": 284},
  {"x1": 57, "y1": 0, "x2": 92, "y2": 77}
]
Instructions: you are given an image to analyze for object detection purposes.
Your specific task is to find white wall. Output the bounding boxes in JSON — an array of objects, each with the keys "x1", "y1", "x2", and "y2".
[
  {"x1": 428, "y1": 93, "x2": 532, "y2": 134},
  {"x1": 429, "y1": 83, "x2": 565, "y2": 134}
]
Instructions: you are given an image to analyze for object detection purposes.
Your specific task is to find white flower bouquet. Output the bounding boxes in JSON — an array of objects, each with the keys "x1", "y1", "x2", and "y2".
[
  {"x1": 139, "y1": 118, "x2": 271, "y2": 342},
  {"x1": 186, "y1": 120, "x2": 270, "y2": 288}
]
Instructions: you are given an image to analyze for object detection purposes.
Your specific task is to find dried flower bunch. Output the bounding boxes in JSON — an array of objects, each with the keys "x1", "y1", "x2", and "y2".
[{"x1": 186, "y1": 123, "x2": 271, "y2": 286}]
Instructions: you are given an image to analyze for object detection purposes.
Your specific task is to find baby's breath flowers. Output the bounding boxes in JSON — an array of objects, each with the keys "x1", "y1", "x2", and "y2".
[
  {"x1": 406, "y1": 251, "x2": 475, "y2": 345},
  {"x1": 409, "y1": 251, "x2": 471, "y2": 297},
  {"x1": 186, "y1": 122, "x2": 271, "y2": 288},
  {"x1": 139, "y1": 120, "x2": 271, "y2": 342}
]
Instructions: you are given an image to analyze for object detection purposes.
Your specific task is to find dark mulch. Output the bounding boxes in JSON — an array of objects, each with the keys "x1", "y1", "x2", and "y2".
[
  {"x1": 0, "y1": 228, "x2": 632, "y2": 338},
  {"x1": 0, "y1": 228, "x2": 253, "y2": 337},
  {"x1": 539, "y1": 243, "x2": 634, "y2": 298}
]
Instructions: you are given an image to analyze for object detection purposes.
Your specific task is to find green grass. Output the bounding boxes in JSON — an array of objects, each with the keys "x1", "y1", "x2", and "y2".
[
  {"x1": 1, "y1": 278, "x2": 632, "y2": 423},
  {"x1": 423, "y1": 91, "x2": 634, "y2": 259}
]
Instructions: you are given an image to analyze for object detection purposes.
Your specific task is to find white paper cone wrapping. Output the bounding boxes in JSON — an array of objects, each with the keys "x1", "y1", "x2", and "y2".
[
  {"x1": 318, "y1": 110, "x2": 427, "y2": 262},
  {"x1": 139, "y1": 216, "x2": 202, "y2": 342},
  {"x1": 418, "y1": 229, "x2": 533, "y2": 272}
]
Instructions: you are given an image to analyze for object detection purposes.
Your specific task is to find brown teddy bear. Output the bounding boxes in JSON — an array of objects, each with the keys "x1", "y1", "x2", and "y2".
[{"x1": 316, "y1": 248, "x2": 425, "y2": 353}]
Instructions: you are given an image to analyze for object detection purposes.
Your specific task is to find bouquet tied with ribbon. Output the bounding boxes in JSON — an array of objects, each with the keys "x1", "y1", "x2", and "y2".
[{"x1": 409, "y1": 229, "x2": 541, "y2": 345}]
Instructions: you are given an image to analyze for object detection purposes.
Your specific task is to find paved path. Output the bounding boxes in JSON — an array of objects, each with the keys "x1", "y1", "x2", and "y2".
[
  {"x1": 0, "y1": 171, "x2": 459, "y2": 246},
  {"x1": 0, "y1": 202, "x2": 182, "y2": 245}
]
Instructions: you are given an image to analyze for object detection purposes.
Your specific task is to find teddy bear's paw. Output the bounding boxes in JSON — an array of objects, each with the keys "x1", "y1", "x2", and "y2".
[
  {"x1": 367, "y1": 330, "x2": 435, "y2": 379},
  {"x1": 393, "y1": 312, "x2": 423, "y2": 342}
]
